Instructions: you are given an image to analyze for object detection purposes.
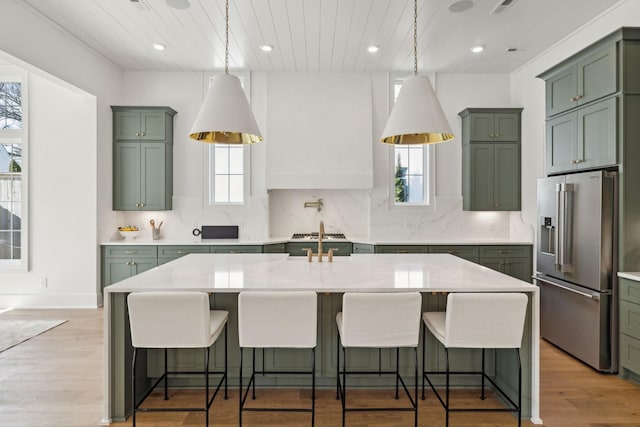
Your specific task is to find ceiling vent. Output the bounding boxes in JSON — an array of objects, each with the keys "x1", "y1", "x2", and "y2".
[
  {"x1": 129, "y1": 0, "x2": 150, "y2": 12},
  {"x1": 489, "y1": 0, "x2": 516, "y2": 14}
]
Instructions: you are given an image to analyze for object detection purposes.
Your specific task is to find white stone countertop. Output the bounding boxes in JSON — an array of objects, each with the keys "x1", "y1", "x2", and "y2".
[
  {"x1": 100, "y1": 237, "x2": 533, "y2": 246},
  {"x1": 105, "y1": 253, "x2": 538, "y2": 294},
  {"x1": 618, "y1": 272, "x2": 640, "y2": 281}
]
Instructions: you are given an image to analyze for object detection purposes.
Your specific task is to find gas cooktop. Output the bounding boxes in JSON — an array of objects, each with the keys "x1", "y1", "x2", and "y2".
[{"x1": 291, "y1": 232, "x2": 346, "y2": 240}]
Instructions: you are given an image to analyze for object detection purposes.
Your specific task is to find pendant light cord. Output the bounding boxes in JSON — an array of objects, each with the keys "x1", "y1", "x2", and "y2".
[
  {"x1": 413, "y1": 0, "x2": 417, "y2": 75},
  {"x1": 225, "y1": 0, "x2": 229, "y2": 74}
]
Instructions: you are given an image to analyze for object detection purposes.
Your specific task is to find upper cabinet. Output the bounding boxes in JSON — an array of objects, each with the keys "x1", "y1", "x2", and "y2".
[
  {"x1": 543, "y1": 44, "x2": 617, "y2": 117},
  {"x1": 538, "y1": 28, "x2": 640, "y2": 176},
  {"x1": 459, "y1": 108, "x2": 523, "y2": 211},
  {"x1": 111, "y1": 106, "x2": 177, "y2": 211}
]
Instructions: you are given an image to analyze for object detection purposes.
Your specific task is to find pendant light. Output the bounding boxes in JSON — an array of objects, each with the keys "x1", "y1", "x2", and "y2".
[
  {"x1": 380, "y1": 0, "x2": 454, "y2": 145},
  {"x1": 189, "y1": 0, "x2": 262, "y2": 144}
]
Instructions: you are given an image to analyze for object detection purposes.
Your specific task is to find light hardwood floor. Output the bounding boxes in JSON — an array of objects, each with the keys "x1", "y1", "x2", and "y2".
[{"x1": 1, "y1": 308, "x2": 639, "y2": 426}]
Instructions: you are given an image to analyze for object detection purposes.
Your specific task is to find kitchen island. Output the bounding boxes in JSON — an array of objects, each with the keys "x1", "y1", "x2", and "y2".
[{"x1": 102, "y1": 253, "x2": 540, "y2": 424}]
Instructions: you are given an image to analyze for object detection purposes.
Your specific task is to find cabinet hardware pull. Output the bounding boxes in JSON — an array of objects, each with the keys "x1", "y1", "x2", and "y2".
[
  {"x1": 575, "y1": 94, "x2": 583, "y2": 100},
  {"x1": 135, "y1": 203, "x2": 140, "y2": 207},
  {"x1": 177, "y1": 251, "x2": 187, "y2": 254},
  {"x1": 125, "y1": 261, "x2": 130, "y2": 265},
  {"x1": 495, "y1": 134, "x2": 500, "y2": 138},
  {"x1": 140, "y1": 203, "x2": 145, "y2": 207},
  {"x1": 131, "y1": 262, "x2": 136, "y2": 265},
  {"x1": 125, "y1": 251, "x2": 137, "y2": 254},
  {"x1": 229, "y1": 251, "x2": 240, "y2": 254},
  {"x1": 140, "y1": 132, "x2": 145, "y2": 136},
  {"x1": 575, "y1": 159, "x2": 583, "y2": 163},
  {"x1": 490, "y1": 134, "x2": 495, "y2": 138},
  {"x1": 397, "y1": 250, "x2": 409, "y2": 253},
  {"x1": 329, "y1": 247, "x2": 339, "y2": 251},
  {"x1": 135, "y1": 132, "x2": 140, "y2": 136}
]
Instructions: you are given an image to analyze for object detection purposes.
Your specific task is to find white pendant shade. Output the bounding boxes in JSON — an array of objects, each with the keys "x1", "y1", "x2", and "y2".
[
  {"x1": 380, "y1": 75, "x2": 454, "y2": 145},
  {"x1": 189, "y1": 73, "x2": 263, "y2": 144}
]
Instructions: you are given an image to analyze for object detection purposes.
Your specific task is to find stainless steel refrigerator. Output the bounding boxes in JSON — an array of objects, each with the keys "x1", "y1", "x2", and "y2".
[{"x1": 535, "y1": 169, "x2": 617, "y2": 372}]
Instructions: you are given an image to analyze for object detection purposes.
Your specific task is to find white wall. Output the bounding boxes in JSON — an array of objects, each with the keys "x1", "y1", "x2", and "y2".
[
  {"x1": 510, "y1": 0, "x2": 640, "y2": 239},
  {"x1": 0, "y1": 0, "x2": 122, "y2": 308}
]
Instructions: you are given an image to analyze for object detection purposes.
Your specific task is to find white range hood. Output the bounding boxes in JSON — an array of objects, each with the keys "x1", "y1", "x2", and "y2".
[{"x1": 265, "y1": 72, "x2": 373, "y2": 189}]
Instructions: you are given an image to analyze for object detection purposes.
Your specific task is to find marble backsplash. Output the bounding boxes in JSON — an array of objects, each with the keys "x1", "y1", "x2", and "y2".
[{"x1": 269, "y1": 190, "x2": 533, "y2": 242}]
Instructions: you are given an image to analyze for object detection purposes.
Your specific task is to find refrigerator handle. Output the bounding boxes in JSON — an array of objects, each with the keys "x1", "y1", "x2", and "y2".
[
  {"x1": 536, "y1": 276, "x2": 601, "y2": 300},
  {"x1": 561, "y1": 183, "x2": 574, "y2": 273},
  {"x1": 555, "y1": 183, "x2": 563, "y2": 269}
]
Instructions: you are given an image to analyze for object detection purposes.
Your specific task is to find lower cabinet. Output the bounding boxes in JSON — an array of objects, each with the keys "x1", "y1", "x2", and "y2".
[
  {"x1": 210, "y1": 245, "x2": 263, "y2": 254},
  {"x1": 375, "y1": 245, "x2": 428, "y2": 254},
  {"x1": 620, "y1": 278, "x2": 640, "y2": 379},
  {"x1": 477, "y1": 245, "x2": 533, "y2": 283},
  {"x1": 352, "y1": 243, "x2": 375, "y2": 254},
  {"x1": 263, "y1": 243, "x2": 286, "y2": 253},
  {"x1": 428, "y1": 245, "x2": 479, "y2": 263},
  {"x1": 157, "y1": 245, "x2": 210, "y2": 265},
  {"x1": 286, "y1": 242, "x2": 352, "y2": 256},
  {"x1": 102, "y1": 246, "x2": 158, "y2": 289}
]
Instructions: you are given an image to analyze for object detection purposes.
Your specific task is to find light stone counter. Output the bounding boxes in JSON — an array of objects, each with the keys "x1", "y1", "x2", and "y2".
[
  {"x1": 618, "y1": 272, "x2": 640, "y2": 281},
  {"x1": 105, "y1": 253, "x2": 537, "y2": 293},
  {"x1": 102, "y1": 254, "x2": 541, "y2": 424}
]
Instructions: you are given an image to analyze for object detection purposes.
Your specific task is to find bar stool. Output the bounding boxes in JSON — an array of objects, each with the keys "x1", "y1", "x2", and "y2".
[
  {"x1": 336, "y1": 292, "x2": 422, "y2": 427},
  {"x1": 127, "y1": 291, "x2": 228, "y2": 427},
  {"x1": 237, "y1": 291, "x2": 318, "y2": 426},
  {"x1": 422, "y1": 292, "x2": 528, "y2": 427}
]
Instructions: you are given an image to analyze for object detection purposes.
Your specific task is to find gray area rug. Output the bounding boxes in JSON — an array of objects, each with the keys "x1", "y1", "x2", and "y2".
[{"x1": 0, "y1": 319, "x2": 67, "y2": 353}]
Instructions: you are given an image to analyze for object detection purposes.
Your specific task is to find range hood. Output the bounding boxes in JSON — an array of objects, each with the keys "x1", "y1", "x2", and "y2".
[{"x1": 265, "y1": 72, "x2": 373, "y2": 190}]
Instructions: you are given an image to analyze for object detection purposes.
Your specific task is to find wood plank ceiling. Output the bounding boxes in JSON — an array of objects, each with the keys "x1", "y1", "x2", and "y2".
[{"x1": 19, "y1": 0, "x2": 623, "y2": 74}]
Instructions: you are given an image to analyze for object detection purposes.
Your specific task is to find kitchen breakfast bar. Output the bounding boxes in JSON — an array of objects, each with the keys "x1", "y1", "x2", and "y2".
[{"x1": 102, "y1": 253, "x2": 540, "y2": 424}]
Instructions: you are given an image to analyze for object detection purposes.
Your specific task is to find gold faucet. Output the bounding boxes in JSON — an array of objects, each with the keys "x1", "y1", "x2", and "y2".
[
  {"x1": 302, "y1": 221, "x2": 337, "y2": 262},
  {"x1": 318, "y1": 221, "x2": 324, "y2": 262}
]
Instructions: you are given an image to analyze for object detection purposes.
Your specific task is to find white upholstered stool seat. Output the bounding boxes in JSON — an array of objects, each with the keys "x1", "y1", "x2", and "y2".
[
  {"x1": 127, "y1": 291, "x2": 228, "y2": 427},
  {"x1": 422, "y1": 292, "x2": 528, "y2": 427},
  {"x1": 336, "y1": 292, "x2": 422, "y2": 427},
  {"x1": 237, "y1": 291, "x2": 318, "y2": 426}
]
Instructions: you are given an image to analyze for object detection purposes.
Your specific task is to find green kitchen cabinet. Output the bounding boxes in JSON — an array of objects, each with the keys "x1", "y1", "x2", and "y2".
[
  {"x1": 286, "y1": 242, "x2": 352, "y2": 256},
  {"x1": 478, "y1": 245, "x2": 532, "y2": 283},
  {"x1": 113, "y1": 107, "x2": 175, "y2": 142},
  {"x1": 112, "y1": 106, "x2": 176, "y2": 211},
  {"x1": 102, "y1": 246, "x2": 158, "y2": 289},
  {"x1": 619, "y1": 278, "x2": 640, "y2": 380},
  {"x1": 463, "y1": 142, "x2": 520, "y2": 211},
  {"x1": 428, "y1": 245, "x2": 479, "y2": 263},
  {"x1": 462, "y1": 110, "x2": 520, "y2": 142},
  {"x1": 545, "y1": 97, "x2": 617, "y2": 175},
  {"x1": 157, "y1": 245, "x2": 210, "y2": 265},
  {"x1": 263, "y1": 243, "x2": 286, "y2": 253},
  {"x1": 113, "y1": 142, "x2": 173, "y2": 210},
  {"x1": 210, "y1": 245, "x2": 263, "y2": 254},
  {"x1": 352, "y1": 243, "x2": 375, "y2": 254},
  {"x1": 459, "y1": 108, "x2": 522, "y2": 211},
  {"x1": 543, "y1": 44, "x2": 616, "y2": 117},
  {"x1": 374, "y1": 245, "x2": 428, "y2": 254}
]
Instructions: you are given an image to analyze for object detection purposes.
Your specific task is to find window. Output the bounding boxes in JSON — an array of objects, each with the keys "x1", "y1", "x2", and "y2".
[
  {"x1": 0, "y1": 74, "x2": 26, "y2": 269},
  {"x1": 391, "y1": 77, "x2": 432, "y2": 205},
  {"x1": 209, "y1": 144, "x2": 244, "y2": 204},
  {"x1": 208, "y1": 72, "x2": 250, "y2": 205}
]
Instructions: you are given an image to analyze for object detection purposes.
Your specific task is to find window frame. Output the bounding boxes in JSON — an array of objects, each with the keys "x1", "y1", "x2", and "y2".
[
  {"x1": 0, "y1": 67, "x2": 28, "y2": 271},
  {"x1": 204, "y1": 71, "x2": 252, "y2": 207},
  {"x1": 388, "y1": 73, "x2": 435, "y2": 209}
]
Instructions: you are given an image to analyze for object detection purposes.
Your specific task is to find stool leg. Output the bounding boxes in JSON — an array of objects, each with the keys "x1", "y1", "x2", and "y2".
[
  {"x1": 164, "y1": 348, "x2": 168, "y2": 400},
  {"x1": 311, "y1": 347, "x2": 316, "y2": 427},
  {"x1": 421, "y1": 323, "x2": 426, "y2": 400},
  {"x1": 252, "y1": 348, "x2": 256, "y2": 400},
  {"x1": 239, "y1": 347, "x2": 243, "y2": 427},
  {"x1": 481, "y1": 348, "x2": 486, "y2": 400},
  {"x1": 445, "y1": 347, "x2": 450, "y2": 427},
  {"x1": 395, "y1": 347, "x2": 400, "y2": 400},
  {"x1": 131, "y1": 347, "x2": 137, "y2": 427},
  {"x1": 413, "y1": 347, "x2": 418, "y2": 427},
  {"x1": 517, "y1": 348, "x2": 522, "y2": 427},
  {"x1": 224, "y1": 323, "x2": 228, "y2": 399},
  {"x1": 205, "y1": 347, "x2": 210, "y2": 426},
  {"x1": 336, "y1": 337, "x2": 340, "y2": 400},
  {"x1": 342, "y1": 347, "x2": 347, "y2": 427}
]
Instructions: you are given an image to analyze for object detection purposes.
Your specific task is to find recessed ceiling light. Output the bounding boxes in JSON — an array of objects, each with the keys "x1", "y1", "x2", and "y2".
[
  {"x1": 448, "y1": 0, "x2": 474, "y2": 13},
  {"x1": 260, "y1": 45, "x2": 273, "y2": 52},
  {"x1": 367, "y1": 45, "x2": 380, "y2": 53},
  {"x1": 153, "y1": 43, "x2": 166, "y2": 51},
  {"x1": 470, "y1": 45, "x2": 484, "y2": 54}
]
